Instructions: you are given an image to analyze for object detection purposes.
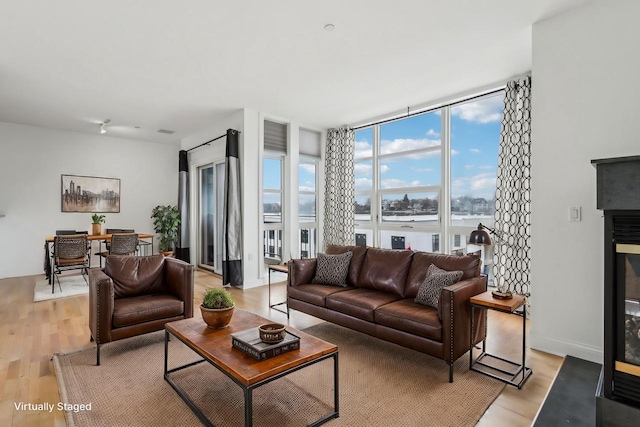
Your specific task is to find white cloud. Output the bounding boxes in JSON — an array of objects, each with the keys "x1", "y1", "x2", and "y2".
[
  {"x1": 354, "y1": 163, "x2": 372, "y2": 175},
  {"x1": 470, "y1": 175, "x2": 497, "y2": 191},
  {"x1": 380, "y1": 165, "x2": 390, "y2": 173},
  {"x1": 426, "y1": 129, "x2": 440, "y2": 137},
  {"x1": 451, "y1": 172, "x2": 497, "y2": 199},
  {"x1": 299, "y1": 185, "x2": 315, "y2": 192},
  {"x1": 354, "y1": 140, "x2": 373, "y2": 158},
  {"x1": 355, "y1": 178, "x2": 372, "y2": 190},
  {"x1": 451, "y1": 95, "x2": 503, "y2": 124},
  {"x1": 451, "y1": 149, "x2": 460, "y2": 156},
  {"x1": 380, "y1": 138, "x2": 440, "y2": 155},
  {"x1": 299, "y1": 164, "x2": 315, "y2": 174},
  {"x1": 381, "y1": 178, "x2": 422, "y2": 189},
  {"x1": 464, "y1": 165, "x2": 474, "y2": 170},
  {"x1": 413, "y1": 167, "x2": 434, "y2": 173},
  {"x1": 470, "y1": 148, "x2": 480, "y2": 153}
]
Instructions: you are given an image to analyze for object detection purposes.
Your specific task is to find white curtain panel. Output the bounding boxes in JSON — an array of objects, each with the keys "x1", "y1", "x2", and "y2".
[
  {"x1": 323, "y1": 128, "x2": 356, "y2": 246},
  {"x1": 493, "y1": 76, "x2": 532, "y2": 296}
]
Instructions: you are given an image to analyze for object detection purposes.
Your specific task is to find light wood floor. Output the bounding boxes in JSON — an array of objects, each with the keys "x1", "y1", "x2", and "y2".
[{"x1": 0, "y1": 269, "x2": 562, "y2": 426}]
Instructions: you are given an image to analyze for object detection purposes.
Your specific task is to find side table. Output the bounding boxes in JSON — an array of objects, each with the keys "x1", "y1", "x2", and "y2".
[
  {"x1": 268, "y1": 264, "x2": 289, "y2": 318},
  {"x1": 469, "y1": 291, "x2": 532, "y2": 389}
]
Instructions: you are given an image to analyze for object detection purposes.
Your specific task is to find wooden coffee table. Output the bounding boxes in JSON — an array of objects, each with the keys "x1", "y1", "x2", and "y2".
[{"x1": 164, "y1": 310, "x2": 339, "y2": 427}]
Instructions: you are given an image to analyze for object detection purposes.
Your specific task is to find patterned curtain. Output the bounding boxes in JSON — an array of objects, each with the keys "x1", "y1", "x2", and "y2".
[
  {"x1": 493, "y1": 76, "x2": 532, "y2": 296},
  {"x1": 323, "y1": 128, "x2": 355, "y2": 246}
]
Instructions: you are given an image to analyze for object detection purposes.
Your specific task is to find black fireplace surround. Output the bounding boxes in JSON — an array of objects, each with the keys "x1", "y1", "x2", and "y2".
[{"x1": 593, "y1": 155, "x2": 640, "y2": 426}]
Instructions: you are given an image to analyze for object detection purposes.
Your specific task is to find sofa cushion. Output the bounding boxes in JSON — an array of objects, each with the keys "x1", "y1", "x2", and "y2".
[
  {"x1": 288, "y1": 284, "x2": 354, "y2": 307},
  {"x1": 375, "y1": 299, "x2": 443, "y2": 342},
  {"x1": 326, "y1": 288, "x2": 402, "y2": 322},
  {"x1": 106, "y1": 254, "x2": 166, "y2": 299},
  {"x1": 325, "y1": 245, "x2": 368, "y2": 287},
  {"x1": 357, "y1": 248, "x2": 413, "y2": 296},
  {"x1": 312, "y1": 252, "x2": 353, "y2": 286},
  {"x1": 414, "y1": 264, "x2": 463, "y2": 309},
  {"x1": 405, "y1": 252, "x2": 480, "y2": 299},
  {"x1": 112, "y1": 293, "x2": 184, "y2": 328}
]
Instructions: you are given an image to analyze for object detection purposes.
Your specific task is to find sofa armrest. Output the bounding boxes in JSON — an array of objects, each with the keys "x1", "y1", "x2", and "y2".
[
  {"x1": 89, "y1": 268, "x2": 115, "y2": 345},
  {"x1": 164, "y1": 257, "x2": 195, "y2": 318},
  {"x1": 288, "y1": 259, "x2": 317, "y2": 287},
  {"x1": 440, "y1": 276, "x2": 487, "y2": 363}
]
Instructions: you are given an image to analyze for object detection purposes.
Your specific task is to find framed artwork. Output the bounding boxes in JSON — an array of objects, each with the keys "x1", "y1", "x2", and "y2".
[{"x1": 61, "y1": 174, "x2": 121, "y2": 213}]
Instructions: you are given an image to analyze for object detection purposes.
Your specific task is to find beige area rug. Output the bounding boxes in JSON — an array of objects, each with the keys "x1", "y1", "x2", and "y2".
[
  {"x1": 34, "y1": 274, "x2": 88, "y2": 302},
  {"x1": 54, "y1": 322, "x2": 504, "y2": 427}
]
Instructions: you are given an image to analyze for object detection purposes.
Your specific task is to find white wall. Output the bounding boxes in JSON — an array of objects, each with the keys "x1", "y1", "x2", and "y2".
[
  {"x1": 530, "y1": 0, "x2": 640, "y2": 363},
  {"x1": 0, "y1": 122, "x2": 179, "y2": 279}
]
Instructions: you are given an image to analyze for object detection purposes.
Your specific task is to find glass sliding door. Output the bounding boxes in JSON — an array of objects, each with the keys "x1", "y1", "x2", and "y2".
[{"x1": 198, "y1": 162, "x2": 225, "y2": 274}]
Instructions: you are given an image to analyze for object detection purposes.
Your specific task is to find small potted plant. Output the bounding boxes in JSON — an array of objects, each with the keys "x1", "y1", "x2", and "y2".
[
  {"x1": 151, "y1": 205, "x2": 180, "y2": 257},
  {"x1": 91, "y1": 214, "x2": 105, "y2": 235},
  {"x1": 200, "y1": 288, "x2": 235, "y2": 329}
]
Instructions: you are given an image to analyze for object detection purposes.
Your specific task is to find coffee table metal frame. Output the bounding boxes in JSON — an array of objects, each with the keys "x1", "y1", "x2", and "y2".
[{"x1": 164, "y1": 327, "x2": 339, "y2": 427}]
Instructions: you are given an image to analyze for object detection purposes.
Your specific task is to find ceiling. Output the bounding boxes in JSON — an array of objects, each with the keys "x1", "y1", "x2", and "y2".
[{"x1": 0, "y1": 0, "x2": 588, "y2": 144}]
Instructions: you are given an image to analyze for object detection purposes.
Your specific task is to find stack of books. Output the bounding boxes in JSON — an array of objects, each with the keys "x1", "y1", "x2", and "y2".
[{"x1": 231, "y1": 328, "x2": 300, "y2": 361}]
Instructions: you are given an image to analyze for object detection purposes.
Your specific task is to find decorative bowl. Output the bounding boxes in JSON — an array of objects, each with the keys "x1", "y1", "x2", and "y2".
[{"x1": 259, "y1": 323, "x2": 286, "y2": 343}]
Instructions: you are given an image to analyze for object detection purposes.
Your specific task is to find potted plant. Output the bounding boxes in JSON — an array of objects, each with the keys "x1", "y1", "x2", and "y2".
[
  {"x1": 200, "y1": 288, "x2": 235, "y2": 329},
  {"x1": 151, "y1": 205, "x2": 180, "y2": 257},
  {"x1": 91, "y1": 214, "x2": 105, "y2": 235}
]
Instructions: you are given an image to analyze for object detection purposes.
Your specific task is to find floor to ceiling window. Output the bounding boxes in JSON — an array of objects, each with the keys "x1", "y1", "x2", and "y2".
[
  {"x1": 263, "y1": 156, "x2": 284, "y2": 263},
  {"x1": 298, "y1": 157, "x2": 318, "y2": 258},
  {"x1": 354, "y1": 91, "x2": 503, "y2": 256}
]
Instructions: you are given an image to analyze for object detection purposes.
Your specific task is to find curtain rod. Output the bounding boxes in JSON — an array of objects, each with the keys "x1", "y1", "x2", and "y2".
[
  {"x1": 351, "y1": 87, "x2": 506, "y2": 131},
  {"x1": 186, "y1": 130, "x2": 242, "y2": 153}
]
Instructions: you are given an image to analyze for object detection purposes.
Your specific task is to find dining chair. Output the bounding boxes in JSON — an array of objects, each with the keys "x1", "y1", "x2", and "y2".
[
  {"x1": 97, "y1": 233, "x2": 139, "y2": 266},
  {"x1": 98, "y1": 229, "x2": 136, "y2": 267},
  {"x1": 52, "y1": 234, "x2": 91, "y2": 293}
]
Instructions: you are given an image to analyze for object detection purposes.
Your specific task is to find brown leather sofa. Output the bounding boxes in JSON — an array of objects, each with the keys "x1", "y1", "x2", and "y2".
[
  {"x1": 287, "y1": 245, "x2": 487, "y2": 381},
  {"x1": 89, "y1": 254, "x2": 194, "y2": 365}
]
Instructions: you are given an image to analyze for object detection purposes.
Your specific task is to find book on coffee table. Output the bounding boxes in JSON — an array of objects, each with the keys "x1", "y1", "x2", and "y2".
[{"x1": 231, "y1": 328, "x2": 300, "y2": 361}]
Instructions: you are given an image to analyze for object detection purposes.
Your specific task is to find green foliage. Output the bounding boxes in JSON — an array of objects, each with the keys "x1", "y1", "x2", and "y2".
[
  {"x1": 201, "y1": 288, "x2": 234, "y2": 309},
  {"x1": 91, "y1": 214, "x2": 106, "y2": 224},
  {"x1": 151, "y1": 205, "x2": 181, "y2": 252}
]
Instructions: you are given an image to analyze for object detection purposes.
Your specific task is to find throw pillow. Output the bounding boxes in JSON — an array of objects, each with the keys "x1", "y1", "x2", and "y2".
[
  {"x1": 311, "y1": 252, "x2": 353, "y2": 287},
  {"x1": 414, "y1": 264, "x2": 463, "y2": 309}
]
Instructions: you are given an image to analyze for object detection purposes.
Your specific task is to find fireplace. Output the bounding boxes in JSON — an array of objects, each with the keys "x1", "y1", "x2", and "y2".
[{"x1": 593, "y1": 156, "x2": 640, "y2": 425}]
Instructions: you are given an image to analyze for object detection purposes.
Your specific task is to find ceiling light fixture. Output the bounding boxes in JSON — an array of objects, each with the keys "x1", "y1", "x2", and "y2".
[
  {"x1": 324, "y1": 23, "x2": 335, "y2": 32},
  {"x1": 99, "y1": 119, "x2": 111, "y2": 134}
]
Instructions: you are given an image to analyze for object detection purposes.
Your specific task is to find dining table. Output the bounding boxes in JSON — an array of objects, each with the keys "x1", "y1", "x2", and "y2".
[{"x1": 44, "y1": 233, "x2": 154, "y2": 284}]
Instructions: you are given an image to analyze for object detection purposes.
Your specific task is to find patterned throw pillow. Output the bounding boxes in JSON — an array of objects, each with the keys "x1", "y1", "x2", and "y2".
[
  {"x1": 311, "y1": 252, "x2": 353, "y2": 287},
  {"x1": 414, "y1": 264, "x2": 463, "y2": 308}
]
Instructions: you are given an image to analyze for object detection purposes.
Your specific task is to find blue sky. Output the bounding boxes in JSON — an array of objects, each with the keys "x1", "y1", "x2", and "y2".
[
  {"x1": 355, "y1": 93, "x2": 504, "y2": 200},
  {"x1": 263, "y1": 93, "x2": 504, "y2": 201}
]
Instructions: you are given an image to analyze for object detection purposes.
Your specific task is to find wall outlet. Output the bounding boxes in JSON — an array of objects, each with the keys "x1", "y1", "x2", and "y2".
[{"x1": 569, "y1": 206, "x2": 581, "y2": 222}]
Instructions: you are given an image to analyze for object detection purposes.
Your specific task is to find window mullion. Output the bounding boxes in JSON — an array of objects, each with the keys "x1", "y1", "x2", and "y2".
[{"x1": 442, "y1": 106, "x2": 451, "y2": 254}]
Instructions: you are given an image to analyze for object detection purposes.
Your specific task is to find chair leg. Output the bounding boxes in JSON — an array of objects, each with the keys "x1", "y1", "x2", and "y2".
[
  {"x1": 96, "y1": 344, "x2": 101, "y2": 366},
  {"x1": 90, "y1": 335, "x2": 94, "y2": 342},
  {"x1": 449, "y1": 363, "x2": 453, "y2": 383}
]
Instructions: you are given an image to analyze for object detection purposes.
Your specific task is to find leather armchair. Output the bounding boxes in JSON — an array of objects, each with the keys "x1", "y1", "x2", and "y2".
[{"x1": 89, "y1": 254, "x2": 194, "y2": 365}]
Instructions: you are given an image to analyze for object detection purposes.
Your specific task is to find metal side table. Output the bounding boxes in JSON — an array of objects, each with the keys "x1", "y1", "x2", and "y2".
[
  {"x1": 268, "y1": 264, "x2": 289, "y2": 318},
  {"x1": 469, "y1": 290, "x2": 532, "y2": 389}
]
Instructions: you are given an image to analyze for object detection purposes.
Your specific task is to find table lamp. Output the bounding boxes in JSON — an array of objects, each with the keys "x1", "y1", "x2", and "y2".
[{"x1": 468, "y1": 223, "x2": 513, "y2": 299}]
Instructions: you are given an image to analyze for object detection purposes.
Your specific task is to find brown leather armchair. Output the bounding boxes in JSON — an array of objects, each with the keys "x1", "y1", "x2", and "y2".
[{"x1": 89, "y1": 254, "x2": 194, "y2": 365}]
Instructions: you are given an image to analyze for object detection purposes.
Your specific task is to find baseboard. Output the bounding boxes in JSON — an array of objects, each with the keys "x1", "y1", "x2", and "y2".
[{"x1": 530, "y1": 333, "x2": 603, "y2": 364}]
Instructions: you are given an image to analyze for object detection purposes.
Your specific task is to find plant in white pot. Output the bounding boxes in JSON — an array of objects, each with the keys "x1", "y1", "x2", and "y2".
[
  {"x1": 200, "y1": 288, "x2": 235, "y2": 329},
  {"x1": 151, "y1": 205, "x2": 180, "y2": 257}
]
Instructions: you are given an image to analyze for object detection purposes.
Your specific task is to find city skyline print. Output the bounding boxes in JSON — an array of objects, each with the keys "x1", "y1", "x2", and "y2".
[{"x1": 61, "y1": 174, "x2": 120, "y2": 213}]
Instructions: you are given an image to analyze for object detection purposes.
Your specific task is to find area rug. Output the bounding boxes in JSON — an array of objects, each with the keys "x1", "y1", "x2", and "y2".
[
  {"x1": 54, "y1": 322, "x2": 504, "y2": 426},
  {"x1": 34, "y1": 274, "x2": 88, "y2": 302}
]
